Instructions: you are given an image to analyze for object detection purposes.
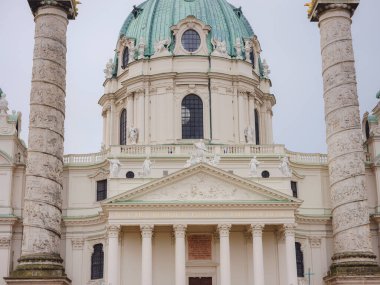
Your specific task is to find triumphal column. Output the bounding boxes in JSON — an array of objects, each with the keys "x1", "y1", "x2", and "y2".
[
  {"x1": 5, "y1": 1, "x2": 77, "y2": 284},
  {"x1": 308, "y1": 0, "x2": 380, "y2": 283}
]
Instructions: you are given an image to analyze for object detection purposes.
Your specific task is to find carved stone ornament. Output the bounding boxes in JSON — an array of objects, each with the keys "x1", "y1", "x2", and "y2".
[
  {"x1": 103, "y1": 58, "x2": 114, "y2": 79},
  {"x1": 107, "y1": 225, "x2": 121, "y2": 238},
  {"x1": 140, "y1": 224, "x2": 154, "y2": 238},
  {"x1": 138, "y1": 37, "x2": 146, "y2": 59},
  {"x1": 243, "y1": 38, "x2": 253, "y2": 63},
  {"x1": 184, "y1": 139, "x2": 221, "y2": 168},
  {"x1": 250, "y1": 224, "x2": 265, "y2": 237},
  {"x1": 0, "y1": 235, "x2": 11, "y2": 248},
  {"x1": 151, "y1": 38, "x2": 172, "y2": 58},
  {"x1": 262, "y1": 59, "x2": 271, "y2": 78},
  {"x1": 279, "y1": 156, "x2": 292, "y2": 177},
  {"x1": 71, "y1": 238, "x2": 84, "y2": 250},
  {"x1": 142, "y1": 157, "x2": 153, "y2": 177},
  {"x1": 108, "y1": 158, "x2": 121, "y2": 178},
  {"x1": 211, "y1": 38, "x2": 230, "y2": 59},
  {"x1": 128, "y1": 126, "x2": 139, "y2": 144},
  {"x1": 218, "y1": 224, "x2": 231, "y2": 237},
  {"x1": 249, "y1": 156, "x2": 260, "y2": 177},
  {"x1": 309, "y1": 236, "x2": 322, "y2": 248},
  {"x1": 234, "y1": 37, "x2": 243, "y2": 59},
  {"x1": 283, "y1": 223, "x2": 297, "y2": 237},
  {"x1": 120, "y1": 36, "x2": 136, "y2": 63},
  {"x1": 173, "y1": 224, "x2": 187, "y2": 238}
]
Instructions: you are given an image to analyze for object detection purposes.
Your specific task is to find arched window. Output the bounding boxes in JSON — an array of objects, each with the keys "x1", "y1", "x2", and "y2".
[
  {"x1": 295, "y1": 242, "x2": 304, "y2": 277},
  {"x1": 120, "y1": 109, "x2": 127, "y2": 145},
  {"x1": 250, "y1": 50, "x2": 255, "y2": 68},
  {"x1": 181, "y1": 94, "x2": 203, "y2": 139},
  {"x1": 365, "y1": 120, "x2": 370, "y2": 140},
  {"x1": 254, "y1": 109, "x2": 260, "y2": 145},
  {"x1": 122, "y1": 47, "x2": 129, "y2": 68},
  {"x1": 91, "y1": 244, "x2": 104, "y2": 280}
]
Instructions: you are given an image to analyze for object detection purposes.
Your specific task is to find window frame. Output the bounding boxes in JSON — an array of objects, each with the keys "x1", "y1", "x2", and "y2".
[
  {"x1": 122, "y1": 47, "x2": 129, "y2": 69},
  {"x1": 96, "y1": 179, "x2": 107, "y2": 202},
  {"x1": 120, "y1": 109, "x2": 127, "y2": 145},
  {"x1": 91, "y1": 243, "x2": 104, "y2": 280},
  {"x1": 254, "y1": 109, "x2": 260, "y2": 145},
  {"x1": 295, "y1": 242, "x2": 304, "y2": 278},
  {"x1": 291, "y1": 181, "x2": 298, "y2": 198},
  {"x1": 181, "y1": 29, "x2": 201, "y2": 53},
  {"x1": 181, "y1": 94, "x2": 204, "y2": 140}
]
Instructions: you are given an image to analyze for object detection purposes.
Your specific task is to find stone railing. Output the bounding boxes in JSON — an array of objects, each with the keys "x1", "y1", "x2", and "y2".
[
  {"x1": 62, "y1": 144, "x2": 333, "y2": 166},
  {"x1": 63, "y1": 151, "x2": 108, "y2": 165}
]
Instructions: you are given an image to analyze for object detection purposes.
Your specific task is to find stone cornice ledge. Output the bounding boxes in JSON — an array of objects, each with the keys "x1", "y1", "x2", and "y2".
[
  {"x1": 0, "y1": 215, "x2": 18, "y2": 225},
  {"x1": 63, "y1": 213, "x2": 106, "y2": 226},
  {"x1": 296, "y1": 213, "x2": 332, "y2": 224},
  {"x1": 308, "y1": 0, "x2": 360, "y2": 22}
]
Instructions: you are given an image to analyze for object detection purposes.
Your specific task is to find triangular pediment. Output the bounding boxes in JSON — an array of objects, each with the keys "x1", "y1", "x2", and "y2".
[{"x1": 104, "y1": 163, "x2": 301, "y2": 205}]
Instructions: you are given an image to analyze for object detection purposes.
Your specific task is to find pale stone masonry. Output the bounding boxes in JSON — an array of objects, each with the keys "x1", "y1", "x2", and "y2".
[
  {"x1": 5, "y1": 1, "x2": 76, "y2": 283},
  {"x1": 309, "y1": 0, "x2": 380, "y2": 282}
]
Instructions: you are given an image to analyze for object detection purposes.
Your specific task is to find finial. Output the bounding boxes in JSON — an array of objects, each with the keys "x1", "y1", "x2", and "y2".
[
  {"x1": 305, "y1": 0, "x2": 317, "y2": 17},
  {"x1": 376, "y1": 90, "x2": 380, "y2": 99}
]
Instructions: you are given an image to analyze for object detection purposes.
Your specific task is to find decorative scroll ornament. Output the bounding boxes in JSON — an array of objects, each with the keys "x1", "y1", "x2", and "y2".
[
  {"x1": 128, "y1": 126, "x2": 139, "y2": 144},
  {"x1": 234, "y1": 38, "x2": 243, "y2": 60},
  {"x1": 211, "y1": 38, "x2": 230, "y2": 59},
  {"x1": 249, "y1": 156, "x2": 261, "y2": 177},
  {"x1": 152, "y1": 38, "x2": 172, "y2": 58},
  {"x1": 279, "y1": 156, "x2": 292, "y2": 177},
  {"x1": 103, "y1": 59, "x2": 114, "y2": 79},
  {"x1": 184, "y1": 139, "x2": 220, "y2": 168},
  {"x1": 108, "y1": 158, "x2": 121, "y2": 178}
]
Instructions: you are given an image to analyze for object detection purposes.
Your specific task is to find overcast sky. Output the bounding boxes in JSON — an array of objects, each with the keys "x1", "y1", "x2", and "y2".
[{"x1": 1, "y1": 0, "x2": 379, "y2": 155}]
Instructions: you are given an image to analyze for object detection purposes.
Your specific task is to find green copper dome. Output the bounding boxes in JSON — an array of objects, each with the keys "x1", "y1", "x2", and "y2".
[{"x1": 119, "y1": 0, "x2": 255, "y2": 57}]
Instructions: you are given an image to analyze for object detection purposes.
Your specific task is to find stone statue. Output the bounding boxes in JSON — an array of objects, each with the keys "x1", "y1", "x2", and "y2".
[
  {"x1": 0, "y1": 89, "x2": 8, "y2": 115},
  {"x1": 244, "y1": 38, "x2": 253, "y2": 62},
  {"x1": 211, "y1": 38, "x2": 229, "y2": 58},
  {"x1": 194, "y1": 139, "x2": 207, "y2": 161},
  {"x1": 109, "y1": 159, "x2": 121, "y2": 178},
  {"x1": 152, "y1": 38, "x2": 171, "y2": 58},
  {"x1": 103, "y1": 59, "x2": 114, "y2": 79},
  {"x1": 262, "y1": 59, "x2": 271, "y2": 78},
  {"x1": 234, "y1": 38, "x2": 243, "y2": 59},
  {"x1": 184, "y1": 140, "x2": 221, "y2": 168},
  {"x1": 142, "y1": 157, "x2": 153, "y2": 177},
  {"x1": 138, "y1": 37, "x2": 146, "y2": 59},
  {"x1": 208, "y1": 154, "x2": 221, "y2": 167},
  {"x1": 249, "y1": 156, "x2": 260, "y2": 177},
  {"x1": 244, "y1": 125, "x2": 254, "y2": 143},
  {"x1": 279, "y1": 156, "x2": 292, "y2": 177},
  {"x1": 128, "y1": 126, "x2": 138, "y2": 144}
]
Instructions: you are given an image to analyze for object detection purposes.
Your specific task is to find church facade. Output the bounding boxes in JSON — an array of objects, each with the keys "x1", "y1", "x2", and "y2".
[{"x1": 0, "y1": 0, "x2": 379, "y2": 285}]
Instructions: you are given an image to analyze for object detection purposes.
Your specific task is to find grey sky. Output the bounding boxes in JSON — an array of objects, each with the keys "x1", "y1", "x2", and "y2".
[{"x1": 0, "y1": 0, "x2": 379, "y2": 155}]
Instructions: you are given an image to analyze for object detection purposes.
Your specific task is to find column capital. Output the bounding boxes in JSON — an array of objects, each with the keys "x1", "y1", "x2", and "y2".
[
  {"x1": 71, "y1": 238, "x2": 84, "y2": 250},
  {"x1": 283, "y1": 223, "x2": 297, "y2": 237},
  {"x1": 250, "y1": 224, "x2": 265, "y2": 237},
  {"x1": 218, "y1": 224, "x2": 232, "y2": 237},
  {"x1": 107, "y1": 225, "x2": 121, "y2": 238},
  {"x1": 309, "y1": 236, "x2": 322, "y2": 248},
  {"x1": 308, "y1": 0, "x2": 359, "y2": 22},
  {"x1": 173, "y1": 224, "x2": 187, "y2": 238},
  {"x1": 140, "y1": 224, "x2": 154, "y2": 238},
  {"x1": 0, "y1": 235, "x2": 11, "y2": 249},
  {"x1": 27, "y1": 0, "x2": 78, "y2": 20}
]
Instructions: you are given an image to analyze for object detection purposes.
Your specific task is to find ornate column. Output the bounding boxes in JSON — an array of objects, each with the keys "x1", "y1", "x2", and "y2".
[
  {"x1": 107, "y1": 225, "x2": 120, "y2": 285},
  {"x1": 283, "y1": 224, "x2": 298, "y2": 285},
  {"x1": 173, "y1": 224, "x2": 187, "y2": 285},
  {"x1": 308, "y1": 0, "x2": 380, "y2": 279},
  {"x1": 6, "y1": 1, "x2": 76, "y2": 283},
  {"x1": 71, "y1": 238, "x2": 84, "y2": 285},
  {"x1": 251, "y1": 224, "x2": 265, "y2": 285},
  {"x1": 218, "y1": 224, "x2": 231, "y2": 285},
  {"x1": 140, "y1": 225, "x2": 154, "y2": 285}
]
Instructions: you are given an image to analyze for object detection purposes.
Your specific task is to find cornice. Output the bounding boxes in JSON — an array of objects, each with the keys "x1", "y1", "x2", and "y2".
[
  {"x1": 63, "y1": 213, "x2": 106, "y2": 226},
  {"x1": 296, "y1": 213, "x2": 331, "y2": 225}
]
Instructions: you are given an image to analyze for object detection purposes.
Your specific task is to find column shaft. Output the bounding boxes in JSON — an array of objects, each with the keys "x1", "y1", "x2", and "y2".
[
  {"x1": 251, "y1": 224, "x2": 265, "y2": 285},
  {"x1": 174, "y1": 225, "x2": 187, "y2": 285},
  {"x1": 141, "y1": 225, "x2": 154, "y2": 285},
  {"x1": 218, "y1": 224, "x2": 231, "y2": 285},
  {"x1": 284, "y1": 224, "x2": 298, "y2": 285},
  {"x1": 71, "y1": 239, "x2": 84, "y2": 285},
  {"x1": 107, "y1": 225, "x2": 120, "y2": 285}
]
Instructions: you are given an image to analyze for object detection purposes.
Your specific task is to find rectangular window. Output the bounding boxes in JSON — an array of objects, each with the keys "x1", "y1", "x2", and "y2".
[
  {"x1": 96, "y1": 180, "x2": 107, "y2": 201},
  {"x1": 291, "y1": 181, "x2": 298, "y2": 198}
]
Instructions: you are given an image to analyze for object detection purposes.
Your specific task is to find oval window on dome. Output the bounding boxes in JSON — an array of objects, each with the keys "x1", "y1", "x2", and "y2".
[{"x1": 181, "y1": 29, "x2": 201, "y2": 52}]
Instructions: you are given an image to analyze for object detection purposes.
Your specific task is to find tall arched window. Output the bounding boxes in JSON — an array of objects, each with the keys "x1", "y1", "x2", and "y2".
[
  {"x1": 120, "y1": 109, "x2": 127, "y2": 145},
  {"x1": 181, "y1": 94, "x2": 203, "y2": 139},
  {"x1": 91, "y1": 244, "x2": 104, "y2": 280},
  {"x1": 250, "y1": 50, "x2": 255, "y2": 68},
  {"x1": 295, "y1": 242, "x2": 304, "y2": 277},
  {"x1": 122, "y1": 47, "x2": 129, "y2": 68},
  {"x1": 365, "y1": 120, "x2": 370, "y2": 140},
  {"x1": 254, "y1": 109, "x2": 260, "y2": 145}
]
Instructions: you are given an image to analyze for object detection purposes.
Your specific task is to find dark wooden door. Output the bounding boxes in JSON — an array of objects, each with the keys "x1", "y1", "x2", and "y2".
[{"x1": 189, "y1": 277, "x2": 212, "y2": 285}]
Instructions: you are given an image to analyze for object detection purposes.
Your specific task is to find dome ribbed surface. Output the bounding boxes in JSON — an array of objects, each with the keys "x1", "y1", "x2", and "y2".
[{"x1": 119, "y1": 0, "x2": 255, "y2": 57}]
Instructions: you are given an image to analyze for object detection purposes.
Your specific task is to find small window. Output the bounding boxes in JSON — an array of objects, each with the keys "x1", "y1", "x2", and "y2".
[
  {"x1": 261, "y1": 170, "x2": 270, "y2": 178},
  {"x1": 122, "y1": 47, "x2": 129, "y2": 68},
  {"x1": 365, "y1": 120, "x2": 370, "y2": 140},
  {"x1": 126, "y1": 171, "x2": 135, "y2": 179},
  {"x1": 295, "y1": 242, "x2": 304, "y2": 277},
  {"x1": 181, "y1": 94, "x2": 204, "y2": 139},
  {"x1": 254, "y1": 109, "x2": 260, "y2": 145},
  {"x1": 291, "y1": 181, "x2": 298, "y2": 198},
  {"x1": 91, "y1": 244, "x2": 104, "y2": 280},
  {"x1": 181, "y1": 29, "x2": 201, "y2": 52},
  {"x1": 250, "y1": 50, "x2": 255, "y2": 68},
  {"x1": 96, "y1": 180, "x2": 107, "y2": 201},
  {"x1": 120, "y1": 109, "x2": 127, "y2": 145}
]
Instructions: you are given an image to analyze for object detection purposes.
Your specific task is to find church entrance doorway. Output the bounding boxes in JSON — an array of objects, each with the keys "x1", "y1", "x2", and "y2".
[{"x1": 189, "y1": 277, "x2": 212, "y2": 285}]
